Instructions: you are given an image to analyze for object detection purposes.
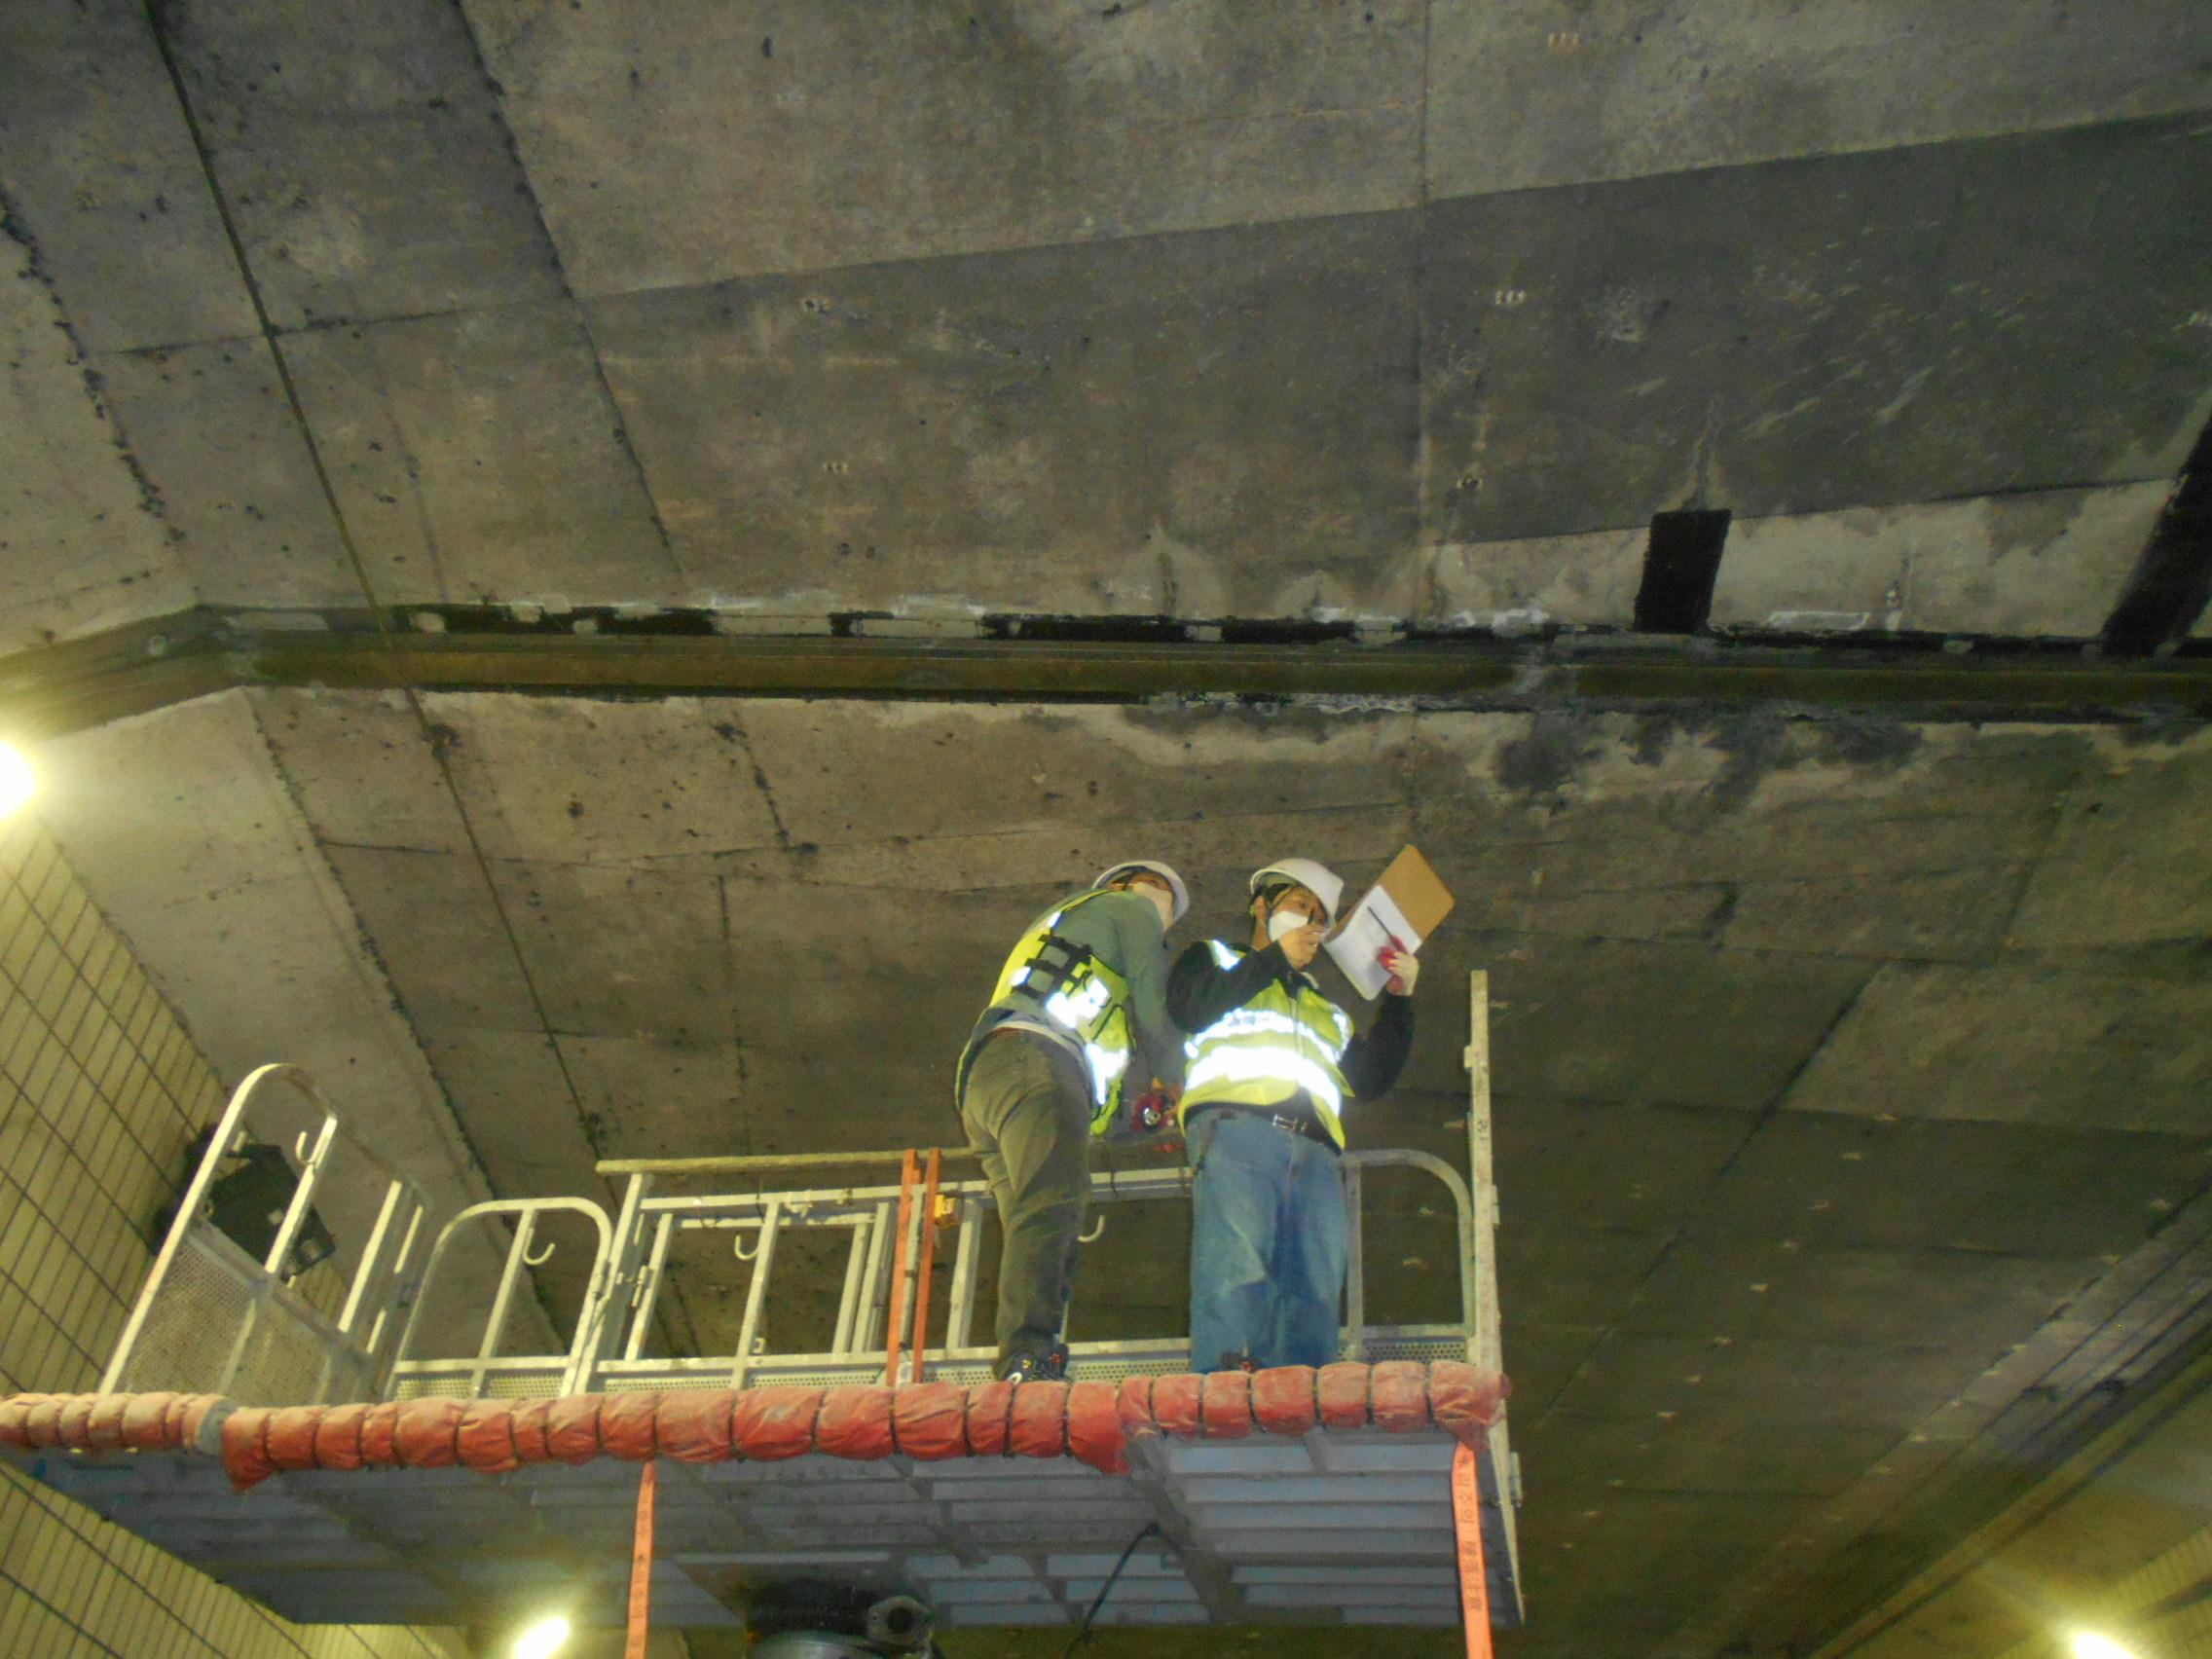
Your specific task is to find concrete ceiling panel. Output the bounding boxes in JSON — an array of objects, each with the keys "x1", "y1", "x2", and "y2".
[
  {"x1": 252, "y1": 687, "x2": 473, "y2": 857},
  {"x1": 1414, "y1": 716, "x2": 2086, "y2": 958},
  {"x1": 418, "y1": 694, "x2": 786, "y2": 866},
  {"x1": 1495, "y1": 1320, "x2": 1607, "y2": 1422},
  {"x1": 1425, "y1": 0, "x2": 2212, "y2": 202},
  {"x1": 711, "y1": 806, "x2": 1412, "y2": 907},
  {"x1": 1494, "y1": 1221, "x2": 1677, "y2": 1330},
  {"x1": 464, "y1": 0, "x2": 1424, "y2": 294},
  {"x1": 281, "y1": 303, "x2": 682, "y2": 606},
  {"x1": 0, "y1": 0, "x2": 255, "y2": 351},
  {"x1": 1552, "y1": 1332, "x2": 1974, "y2": 1432},
  {"x1": 1698, "y1": 1113, "x2": 2205, "y2": 1257},
  {"x1": 1493, "y1": 1099, "x2": 1752, "y2": 1235},
  {"x1": 413, "y1": 1027, "x2": 599, "y2": 1198},
  {"x1": 1514, "y1": 1491, "x2": 1817, "y2": 1631},
  {"x1": 318, "y1": 845, "x2": 542, "y2": 1037},
  {"x1": 1421, "y1": 117, "x2": 2212, "y2": 544},
  {"x1": 1466, "y1": 934, "x2": 1872, "y2": 1109},
  {"x1": 587, "y1": 212, "x2": 1420, "y2": 618},
  {"x1": 90, "y1": 338, "x2": 355, "y2": 608},
  {"x1": 734, "y1": 703, "x2": 1416, "y2": 875},
  {"x1": 1783, "y1": 961, "x2": 2212, "y2": 1134},
  {"x1": 1423, "y1": 527, "x2": 1646, "y2": 631},
  {"x1": 2007, "y1": 726, "x2": 2212, "y2": 952},
  {"x1": 554, "y1": 1033, "x2": 740, "y2": 1163},
  {"x1": 720, "y1": 878, "x2": 1008, "y2": 1157},
  {"x1": 1518, "y1": 1409, "x2": 1904, "y2": 1499},
  {"x1": 156, "y1": 0, "x2": 565, "y2": 329},
  {"x1": 489, "y1": 860, "x2": 726, "y2": 1042},
  {"x1": 0, "y1": 237, "x2": 195, "y2": 652},
  {"x1": 1713, "y1": 484, "x2": 2171, "y2": 638},
  {"x1": 736, "y1": 702, "x2": 1419, "y2": 856},
  {"x1": 1617, "y1": 1236, "x2": 2101, "y2": 1354},
  {"x1": 1716, "y1": 865, "x2": 2034, "y2": 964}
]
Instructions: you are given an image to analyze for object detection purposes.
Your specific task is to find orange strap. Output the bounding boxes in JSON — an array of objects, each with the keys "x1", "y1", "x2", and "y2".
[
  {"x1": 908, "y1": 1149, "x2": 943, "y2": 1382},
  {"x1": 1451, "y1": 1440, "x2": 1493, "y2": 1659},
  {"x1": 625, "y1": 1459, "x2": 657, "y2": 1659},
  {"x1": 883, "y1": 1150, "x2": 920, "y2": 1385}
]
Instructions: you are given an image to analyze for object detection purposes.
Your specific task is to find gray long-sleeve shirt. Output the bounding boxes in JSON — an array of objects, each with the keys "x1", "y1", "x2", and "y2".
[{"x1": 960, "y1": 888, "x2": 1185, "y2": 1098}]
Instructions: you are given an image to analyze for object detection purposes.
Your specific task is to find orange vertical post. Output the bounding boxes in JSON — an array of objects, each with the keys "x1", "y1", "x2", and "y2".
[
  {"x1": 883, "y1": 1150, "x2": 920, "y2": 1385},
  {"x1": 1452, "y1": 1441, "x2": 1493, "y2": 1659},
  {"x1": 907, "y1": 1149, "x2": 944, "y2": 1382},
  {"x1": 624, "y1": 1459, "x2": 658, "y2": 1659}
]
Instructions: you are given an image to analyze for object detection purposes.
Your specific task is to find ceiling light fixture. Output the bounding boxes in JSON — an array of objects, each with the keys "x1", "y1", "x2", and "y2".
[
  {"x1": 2069, "y1": 1632, "x2": 2138, "y2": 1659},
  {"x1": 0, "y1": 744, "x2": 33, "y2": 820},
  {"x1": 512, "y1": 1613, "x2": 571, "y2": 1659}
]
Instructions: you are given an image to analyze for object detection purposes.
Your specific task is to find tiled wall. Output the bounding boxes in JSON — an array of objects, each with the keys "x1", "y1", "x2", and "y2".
[{"x1": 0, "y1": 813, "x2": 465, "y2": 1659}]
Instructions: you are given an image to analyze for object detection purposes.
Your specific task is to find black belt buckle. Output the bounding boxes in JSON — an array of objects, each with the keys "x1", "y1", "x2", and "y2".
[{"x1": 1267, "y1": 1111, "x2": 1329, "y2": 1149}]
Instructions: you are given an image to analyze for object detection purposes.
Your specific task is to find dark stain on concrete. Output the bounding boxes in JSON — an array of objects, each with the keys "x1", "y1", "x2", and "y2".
[
  {"x1": 1495, "y1": 710, "x2": 1593, "y2": 800},
  {"x1": 1630, "y1": 713, "x2": 1679, "y2": 767},
  {"x1": 1697, "y1": 710, "x2": 1797, "y2": 812},
  {"x1": 1814, "y1": 717, "x2": 1924, "y2": 772}
]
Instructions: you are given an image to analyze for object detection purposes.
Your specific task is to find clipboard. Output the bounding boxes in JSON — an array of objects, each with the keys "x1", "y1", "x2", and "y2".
[{"x1": 1324, "y1": 845, "x2": 1456, "y2": 1000}]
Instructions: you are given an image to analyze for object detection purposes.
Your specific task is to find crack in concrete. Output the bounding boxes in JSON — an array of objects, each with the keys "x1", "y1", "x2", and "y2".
[
  {"x1": 2, "y1": 184, "x2": 177, "y2": 537},
  {"x1": 714, "y1": 712, "x2": 794, "y2": 853},
  {"x1": 438, "y1": 0, "x2": 694, "y2": 597}
]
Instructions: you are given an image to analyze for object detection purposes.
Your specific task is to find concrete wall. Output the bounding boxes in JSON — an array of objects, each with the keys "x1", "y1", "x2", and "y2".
[{"x1": 0, "y1": 812, "x2": 463, "y2": 1659}]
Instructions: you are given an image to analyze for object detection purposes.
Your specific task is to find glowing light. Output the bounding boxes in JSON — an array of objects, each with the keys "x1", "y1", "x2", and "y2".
[
  {"x1": 2069, "y1": 1633, "x2": 2137, "y2": 1659},
  {"x1": 0, "y1": 745, "x2": 31, "y2": 820},
  {"x1": 512, "y1": 1615, "x2": 571, "y2": 1659}
]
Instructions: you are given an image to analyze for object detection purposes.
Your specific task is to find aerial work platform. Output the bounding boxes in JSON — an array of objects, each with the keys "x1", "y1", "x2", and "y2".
[{"x1": 3, "y1": 976, "x2": 1521, "y2": 1641}]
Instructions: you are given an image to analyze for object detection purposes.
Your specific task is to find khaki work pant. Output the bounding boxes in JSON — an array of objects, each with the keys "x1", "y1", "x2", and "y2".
[{"x1": 957, "y1": 1030, "x2": 1093, "y2": 1371}]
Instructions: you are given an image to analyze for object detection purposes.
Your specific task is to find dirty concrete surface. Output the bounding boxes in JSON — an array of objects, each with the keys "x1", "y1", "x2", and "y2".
[{"x1": 3, "y1": 2, "x2": 2211, "y2": 1655}]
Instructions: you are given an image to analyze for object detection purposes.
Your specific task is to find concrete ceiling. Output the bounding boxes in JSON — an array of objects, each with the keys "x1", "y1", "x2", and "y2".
[{"x1": 4, "y1": 3, "x2": 2212, "y2": 1656}]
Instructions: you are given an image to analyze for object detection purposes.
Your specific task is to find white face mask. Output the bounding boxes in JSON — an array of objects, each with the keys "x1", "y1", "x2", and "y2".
[
  {"x1": 1140, "y1": 884, "x2": 1176, "y2": 931},
  {"x1": 1268, "y1": 906, "x2": 1316, "y2": 942}
]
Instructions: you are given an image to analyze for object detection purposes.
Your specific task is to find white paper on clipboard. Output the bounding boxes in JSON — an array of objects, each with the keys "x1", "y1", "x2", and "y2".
[{"x1": 1325, "y1": 883, "x2": 1423, "y2": 1001}]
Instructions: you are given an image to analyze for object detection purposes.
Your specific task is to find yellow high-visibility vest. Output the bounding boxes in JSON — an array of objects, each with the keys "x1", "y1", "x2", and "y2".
[
  {"x1": 963, "y1": 890, "x2": 1134, "y2": 1134},
  {"x1": 1177, "y1": 939, "x2": 1354, "y2": 1148}
]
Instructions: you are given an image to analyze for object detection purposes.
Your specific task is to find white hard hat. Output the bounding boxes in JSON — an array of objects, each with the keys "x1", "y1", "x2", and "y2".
[
  {"x1": 1094, "y1": 860, "x2": 1191, "y2": 925},
  {"x1": 1249, "y1": 858, "x2": 1346, "y2": 927}
]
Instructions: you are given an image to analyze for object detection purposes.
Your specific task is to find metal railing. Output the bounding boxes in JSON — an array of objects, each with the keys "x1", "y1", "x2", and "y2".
[
  {"x1": 100, "y1": 1064, "x2": 431, "y2": 1406},
  {"x1": 549, "y1": 1147, "x2": 1484, "y2": 1395},
  {"x1": 380, "y1": 974, "x2": 1503, "y2": 1399},
  {"x1": 104, "y1": 977, "x2": 1508, "y2": 1428},
  {"x1": 386, "y1": 1198, "x2": 617, "y2": 1397}
]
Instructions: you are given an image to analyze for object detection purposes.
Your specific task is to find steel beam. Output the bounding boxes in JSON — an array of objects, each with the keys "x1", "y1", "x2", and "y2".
[{"x1": 5, "y1": 606, "x2": 2212, "y2": 740}]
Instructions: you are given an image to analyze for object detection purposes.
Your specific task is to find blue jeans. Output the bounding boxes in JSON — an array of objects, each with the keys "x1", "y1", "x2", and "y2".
[{"x1": 1187, "y1": 1112, "x2": 1347, "y2": 1372}]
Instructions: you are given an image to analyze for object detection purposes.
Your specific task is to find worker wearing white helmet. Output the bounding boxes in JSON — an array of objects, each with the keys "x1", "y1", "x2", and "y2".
[
  {"x1": 955, "y1": 859, "x2": 1190, "y2": 1382},
  {"x1": 1167, "y1": 857, "x2": 1418, "y2": 1373}
]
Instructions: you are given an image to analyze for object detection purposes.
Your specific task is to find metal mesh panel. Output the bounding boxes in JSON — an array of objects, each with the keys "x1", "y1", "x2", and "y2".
[
  {"x1": 389, "y1": 1367, "x2": 569, "y2": 1400},
  {"x1": 229, "y1": 1306, "x2": 348, "y2": 1407},
  {"x1": 110, "y1": 1234, "x2": 376, "y2": 1405},
  {"x1": 602, "y1": 1372, "x2": 732, "y2": 1394},
  {"x1": 486, "y1": 1370, "x2": 569, "y2": 1399},
  {"x1": 1363, "y1": 1336, "x2": 1474, "y2": 1365},
  {"x1": 389, "y1": 1376, "x2": 472, "y2": 1401},
  {"x1": 111, "y1": 1236, "x2": 253, "y2": 1396}
]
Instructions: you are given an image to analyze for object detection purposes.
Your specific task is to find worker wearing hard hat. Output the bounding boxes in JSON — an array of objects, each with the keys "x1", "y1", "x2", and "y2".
[
  {"x1": 956, "y1": 860, "x2": 1191, "y2": 1383},
  {"x1": 1167, "y1": 857, "x2": 1417, "y2": 1373}
]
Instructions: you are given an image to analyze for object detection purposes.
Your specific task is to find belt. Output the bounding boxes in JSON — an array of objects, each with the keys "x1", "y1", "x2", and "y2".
[{"x1": 1194, "y1": 1105, "x2": 1339, "y2": 1152}]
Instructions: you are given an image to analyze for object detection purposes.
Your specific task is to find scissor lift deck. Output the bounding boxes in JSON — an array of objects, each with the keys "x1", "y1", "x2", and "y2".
[
  {"x1": 21, "y1": 1414, "x2": 1508, "y2": 1630},
  {"x1": 6, "y1": 974, "x2": 1522, "y2": 1635}
]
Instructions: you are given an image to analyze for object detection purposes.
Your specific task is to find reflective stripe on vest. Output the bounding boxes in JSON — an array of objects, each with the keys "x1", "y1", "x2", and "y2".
[
  {"x1": 977, "y1": 890, "x2": 1133, "y2": 1129},
  {"x1": 1178, "y1": 939, "x2": 1353, "y2": 1146}
]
